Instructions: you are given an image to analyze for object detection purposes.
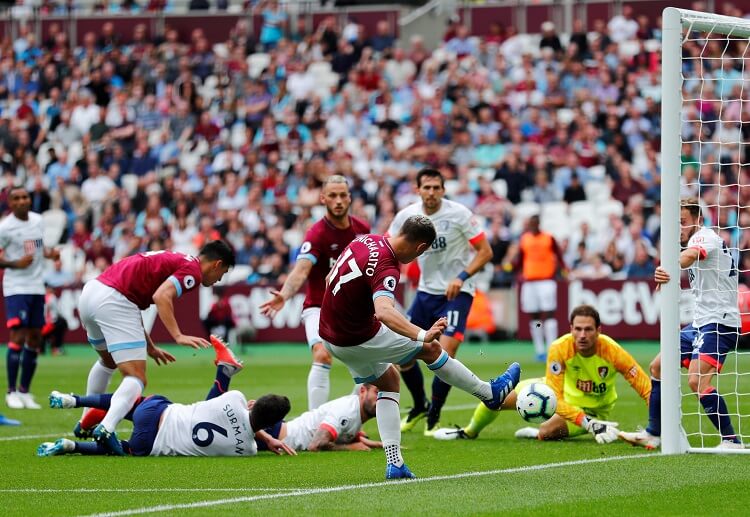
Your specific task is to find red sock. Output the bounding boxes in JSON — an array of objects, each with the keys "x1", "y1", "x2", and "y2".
[{"x1": 80, "y1": 408, "x2": 107, "y2": 430}]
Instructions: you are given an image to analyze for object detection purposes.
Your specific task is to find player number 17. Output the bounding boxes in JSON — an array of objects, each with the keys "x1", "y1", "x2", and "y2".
[{"x1": 328, "y1": 248, "x2": 363, "y2": 295}]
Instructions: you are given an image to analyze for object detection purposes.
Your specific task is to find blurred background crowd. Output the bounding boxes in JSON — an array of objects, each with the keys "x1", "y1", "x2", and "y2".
[{"x1": 0, "y1": 0, "x2": 749, "y2": 291}]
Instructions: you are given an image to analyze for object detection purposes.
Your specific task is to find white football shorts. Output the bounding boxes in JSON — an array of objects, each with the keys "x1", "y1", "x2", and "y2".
[
  {"x1": 78, "y1": 279, "x2": 147, "y2": 364},
  {"x1": 520, "y1": 279, "x2": 557, "y2": 313},
  {"x1": 301, "y1": 307, "x2": 322, "y2": 348},
  {"x1": 324, "y1": 325, "x2": 423, "y2": 384}
]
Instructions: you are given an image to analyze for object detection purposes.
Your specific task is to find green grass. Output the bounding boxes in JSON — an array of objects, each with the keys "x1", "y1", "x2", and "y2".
[{"x1": 1, "y1": 342, "x2": 749, "y2": 516}]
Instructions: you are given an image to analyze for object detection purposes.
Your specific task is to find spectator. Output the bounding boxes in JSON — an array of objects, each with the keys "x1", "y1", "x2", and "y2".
[
  {"x1": 626, "y1": 241, "x2": 656, "y2": 279},
  {"x1": 259, "y1": 0, "x2": 288, "y2": 51},
  {"x1": 539, "y1": 21, "x2": 563, "y2": 55},
  {"x1": 563, "y1": 173, "x2": 587, "y2": 204},
  {"x1": 369, "y1": 20, "x2": 395, "y2": 54}
]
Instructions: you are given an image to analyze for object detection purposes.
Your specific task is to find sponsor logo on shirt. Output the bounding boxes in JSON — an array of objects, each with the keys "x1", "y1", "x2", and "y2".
[{"x1": 576, "y1": 379, "x2": 607, "y2": 394}]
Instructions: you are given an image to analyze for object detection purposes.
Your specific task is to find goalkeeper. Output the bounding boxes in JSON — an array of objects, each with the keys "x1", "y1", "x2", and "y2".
[{"x1": 435, "y1": 305, "x2": 651, "y2": 443}]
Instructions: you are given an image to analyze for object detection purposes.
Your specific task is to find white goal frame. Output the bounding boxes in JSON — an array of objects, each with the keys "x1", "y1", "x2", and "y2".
[{"x1": 661, "y1": 7, "x2": 750, "y2": 455}]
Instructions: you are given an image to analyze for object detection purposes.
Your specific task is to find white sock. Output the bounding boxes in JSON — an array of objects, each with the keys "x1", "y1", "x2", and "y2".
[
  {"x1": 100, "y1": 376, "x2": 143, "y2": 433},
  {"x1": 530, "y1": 320, "x2": 545, "y2": 355},
  {"x1": 543, "y1": 319, "x2": 558, "y2": 351},
  {"x1": 83, "y1": 360, "x2": 115, "y2": 417},
  {"x1": 427, "y1": 351, "x2": 492, "y2": 400},
  {"x1": 376, "y1": 391, "x2": 403, "y2": 467},
  {"x1": 307, "y1": 363, "x2": 331, "y2": 410}
]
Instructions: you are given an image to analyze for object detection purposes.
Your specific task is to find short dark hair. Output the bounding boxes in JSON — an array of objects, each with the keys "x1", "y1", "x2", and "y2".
[
  {"x1": 569, "y1": 304, "x2": 601, "y2": 327},
  {"x1": 199, "y1": 240, "x2": 236, "y2": 268},
  {"x1": 250, "y1": 394, "x2": 291, "y2": 431},
  {"x1": 416, "y1": 168, "x2": 444, "y2": 188},
  {"x1": 680, "y1": 197, "x2": 701, "y2": 219},
  {"x1": 400, "y1": 214, "x2": 436, "y2": 246}
]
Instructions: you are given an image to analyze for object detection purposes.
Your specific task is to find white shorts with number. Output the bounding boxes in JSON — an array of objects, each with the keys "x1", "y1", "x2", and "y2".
[
  {"x1": 301, "y1": 307, "x2": 322, "y2": 348},
  {"x1": 78, "y1": 279, "x2": 147, "y2": 364},
  {"x1": 520, "y1": 279, "x2": 557, "y2": 313},
  {"x1": 324, "y1": 325, "x2": 423, "y2": 384}
]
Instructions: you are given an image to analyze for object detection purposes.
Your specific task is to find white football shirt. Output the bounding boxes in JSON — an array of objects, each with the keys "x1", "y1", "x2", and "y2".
[
  {"x1": 283, "y1": 394, "x2": 362, "y2": 451},
  {"x1": 150, "y1": 391, "x2": 258, "y2": 457},
  {"x1": 388, "y1": 199, "x2": 484, "y2": 296},
  {"x1": 0, "y1": 212, "x2": 46, "y2": 296},
  {"x1": 686, "y1": 227, "x2": 740, "y2": 328}
]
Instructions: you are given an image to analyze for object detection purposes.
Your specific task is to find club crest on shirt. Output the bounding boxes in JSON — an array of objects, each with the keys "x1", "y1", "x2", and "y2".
[
  {"x1": 438, "y1": 220, "x2": 450, "y2": 232},
  {"x1": 598, "y1": 366, "x2": 608, "y2": 379}
]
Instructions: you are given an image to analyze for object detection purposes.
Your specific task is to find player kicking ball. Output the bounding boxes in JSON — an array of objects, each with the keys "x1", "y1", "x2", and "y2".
[
  {"x1": 39, "y1": 336, "x2": 294, "y2": 457},
  {"x1": 318, "y1": 215, "x2": 520, "y2": 479},
  {"x1": 434, "y1": 305, "x2": 650, "y2": 444}
]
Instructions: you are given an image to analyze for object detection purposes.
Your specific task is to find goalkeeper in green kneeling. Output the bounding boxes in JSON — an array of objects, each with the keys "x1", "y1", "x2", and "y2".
[{"x1": 434, "y1": 305, "x2": 651, "y2": 443}]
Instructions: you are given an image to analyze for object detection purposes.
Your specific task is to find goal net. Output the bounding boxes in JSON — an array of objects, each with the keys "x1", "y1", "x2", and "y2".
[{"x1": 661, "y1": 7, "x2": 750, "y2": 454}]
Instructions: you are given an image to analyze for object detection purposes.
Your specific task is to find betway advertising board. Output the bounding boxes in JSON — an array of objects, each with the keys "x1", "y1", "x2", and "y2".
[{"x1": 517, "y1": 279, "x2": 694, "y2": 340}]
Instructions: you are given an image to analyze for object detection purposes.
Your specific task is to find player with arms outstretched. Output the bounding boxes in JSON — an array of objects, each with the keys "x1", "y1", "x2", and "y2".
[
  {"x1": 260, "y1": 175, "x2": 369, "y2": 410},
  {"x1": 0, "y1": 187, "x2": 60, "y2": 409},
  {"x1": 319, "y1": 215, "x2": 520, "y2": 479},
  {"x1": 74, "y1": 240, "x2": 235, "y2": 455},
  {"x1": 390, "y1": 169, "x2": 493, "y2": 436},
  {"x1": 435, "y1": 305, "x2": 650, "y2": 444},
  {"x1": 40, "y1": 336, "x2": 293, "y2": 457},
  {"x1": 620, "y1": 198, "x2": 744, "y2": 449}
]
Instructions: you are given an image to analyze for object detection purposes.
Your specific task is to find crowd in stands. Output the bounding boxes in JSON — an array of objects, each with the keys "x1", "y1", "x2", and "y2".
[{"x1": 0, "y1": 0, "x2": 749, "y2": 290}]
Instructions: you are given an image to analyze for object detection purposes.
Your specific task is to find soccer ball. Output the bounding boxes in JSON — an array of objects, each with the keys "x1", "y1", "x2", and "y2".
[{"x1": 515, "y1": 382, "x2": 557, "y2": 423}]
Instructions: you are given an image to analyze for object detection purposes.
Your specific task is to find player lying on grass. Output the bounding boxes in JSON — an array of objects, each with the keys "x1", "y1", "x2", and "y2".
[
  {"x1": 261, "y1": 383, "x2": 382, "y2": 452},
  {"x1": 38, "y1": 336, "x2": 294, "y2": 457},
  {"x1": 434, "y1": 305, "x2": 651, "y2": 444},
  {"x1": 77, "y1": 240, "x2": 235, "y2": 456}
]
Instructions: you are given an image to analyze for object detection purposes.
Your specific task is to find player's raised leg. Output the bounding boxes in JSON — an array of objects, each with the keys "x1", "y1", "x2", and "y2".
[{"x1": 207, "y1": 334, "x2": 244, "y2": 400}]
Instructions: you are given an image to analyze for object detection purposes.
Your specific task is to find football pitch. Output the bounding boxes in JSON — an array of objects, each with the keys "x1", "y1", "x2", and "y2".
[{"x1": 2, "y1": 342, "x2": 750, "y2": 516}]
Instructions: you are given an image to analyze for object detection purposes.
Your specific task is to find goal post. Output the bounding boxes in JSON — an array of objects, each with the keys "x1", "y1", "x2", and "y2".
[{"x1": 661, "y1": 7, "x2": 750, "y2": 455}]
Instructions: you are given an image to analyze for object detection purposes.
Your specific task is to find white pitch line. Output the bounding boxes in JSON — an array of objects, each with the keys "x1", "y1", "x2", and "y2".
[
  {"x1": 0, "y1": 488, "x2": 304, "y2": 494},
  {"x1": 82, "y1": 453, "x2": 655, "y2": 517},
  {"x1": 0, "y1": 432, "x2": 73, "y2": 442}
]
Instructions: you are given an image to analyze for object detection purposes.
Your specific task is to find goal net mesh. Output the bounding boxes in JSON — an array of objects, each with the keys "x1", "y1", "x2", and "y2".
[{"x1": 678, "y1": 11, "x2": 750, "y2": 449}]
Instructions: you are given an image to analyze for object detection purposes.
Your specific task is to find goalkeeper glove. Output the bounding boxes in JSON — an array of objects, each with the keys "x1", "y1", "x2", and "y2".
[{"x1": 582, "y1": 416, "x2": 620, "y2": 444}]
